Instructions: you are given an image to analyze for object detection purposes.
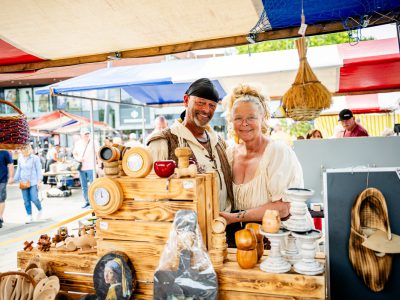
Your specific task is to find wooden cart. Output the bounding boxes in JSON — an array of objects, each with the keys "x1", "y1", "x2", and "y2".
[{"x1": 17, "y1": 173, "x2": 325, "y2": 299}]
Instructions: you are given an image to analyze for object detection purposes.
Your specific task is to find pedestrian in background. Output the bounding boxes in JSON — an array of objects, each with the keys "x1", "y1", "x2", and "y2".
[
  {"x1": 73, "y1": 127, "x2": 99, "y2": 208},
  {"x1": 338, "y1": 109, "x2": 369, "y2": 137},
  {"x1": 146, "y1": 115, "x2": 169, "y2": 144},
  {"x1": 14, "y1": 146, "x2": 43, "y2": 224},
  {"x1": 0, "y1": 150, "x2": 14, "y2": 228},
  {"x1": 306, "y1": 129, "x2": 323, "y2": 139},
  {"x1": 125, "y1": 133, "x2": 142, "y2": 148}
]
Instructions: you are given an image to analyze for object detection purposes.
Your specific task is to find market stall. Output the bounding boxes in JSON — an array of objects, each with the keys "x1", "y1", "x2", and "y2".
[
  {"x1": 2, "y1": 1, "x2": 400, "y2": 300},
  {"x1": 17, "y1": 147, "x2": 326, "y2": 300}
]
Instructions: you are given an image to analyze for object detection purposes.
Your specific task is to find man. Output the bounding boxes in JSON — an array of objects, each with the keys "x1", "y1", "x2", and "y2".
[
  {"x1": 73, "y1": 127, "x2": 98, "y2": 208},
  {"x1": 338, "y1": 109, "x2": 369, "y2": 137},
  {"x1": 154, "y1": 116, "x2": 168, "y2": 132},
  {"x1": 125, "y1": 133, "x2": 142, "y2": 148},
  {"x1": 0, "y1": 150, "x2": 14, "y2": 228},
  {"x1": 147, "y1": 78, "x2": 233, "y2": 211},
  {"x1": 146, "y1": 115, "x2": 169, "y2": 144}
]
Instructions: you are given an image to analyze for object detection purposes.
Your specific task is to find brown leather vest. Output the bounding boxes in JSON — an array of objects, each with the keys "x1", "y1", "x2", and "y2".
[{"x1": 147, "y1": 128, "x2": 234, "y2": 210}]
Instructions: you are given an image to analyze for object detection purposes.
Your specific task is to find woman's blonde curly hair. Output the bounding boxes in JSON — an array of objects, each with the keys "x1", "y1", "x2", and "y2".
[{"x1": 222, "y1": 83, "x2": 270, "y2": 143}]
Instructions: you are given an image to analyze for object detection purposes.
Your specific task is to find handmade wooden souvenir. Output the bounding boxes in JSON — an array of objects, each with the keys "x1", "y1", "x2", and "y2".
[
  {"x1": 37, "y1": 235, "x2": 51, "y2": 252},
  {"x1": 93, "y1": 251, "x2": 135, "y2": 300},
  {"x1": 122, "y1": 147, "x2": 153, "y2": 178},
  {"x1": 262, "y1": 210, "x2": 281, "y2": 233},
  {"x1": 88, "y1": 177, "x2": 124, "y2": 216},
  {"x1": 245, "y1": 223, "x2": 264, "y2": 261},
  {"x1": 174, "y1": 147, "x2": 192, "y2": 168},
  {"x1": 99, "y1": 146, "x2": 120, "y2": 163},
  {"x1": 235, "y1": 228, "x2": 257, "y2": 250},
  {"x1": 212, "y1": 217, "x2": 227, "y2": 234},
  {"x1": 349, "y1": 187, "x2": 393, "y2": 292},
  {"x1": 24, "y1": 241, "x2": 34, "y2": 251}
]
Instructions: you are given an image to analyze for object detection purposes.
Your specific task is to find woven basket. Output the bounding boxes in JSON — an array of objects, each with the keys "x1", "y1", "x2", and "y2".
[
  {"x1": 348, "y1": 187, "x2": 392, "y2": 292},
  {"x1": 0, "y1": 99, "x2": 30, "y2": 150},
  {"x1": 286, "y1": 107, "x2": 323, "y2": 121}
]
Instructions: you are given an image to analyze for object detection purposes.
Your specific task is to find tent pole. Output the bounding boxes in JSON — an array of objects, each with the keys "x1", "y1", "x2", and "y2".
[
  {"x1": 141, "y1": 106, "x2": 146, "y2": 142},
  {"x1": 89, "y1": 98, "x2": 97, "y2": 180}
]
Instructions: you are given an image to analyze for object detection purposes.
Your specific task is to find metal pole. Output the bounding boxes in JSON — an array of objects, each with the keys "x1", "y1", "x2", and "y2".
[
  {"x1": 141, "y1": 106, "x2": 146, "y2": 142},
  {"x1": 89, "y1": 99, "x2": 97, "y2": 179},
  {"x1": 104, "y1": 61, "x2": 113, "y2": 124},
  {"x1": 396, "y1": 22, "x2": 400, "y2": 52}
]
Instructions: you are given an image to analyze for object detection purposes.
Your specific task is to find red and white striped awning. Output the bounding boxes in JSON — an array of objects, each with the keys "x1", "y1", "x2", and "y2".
[{"x1": 28, "y1": 110, "x2": 110, "y2": 133}]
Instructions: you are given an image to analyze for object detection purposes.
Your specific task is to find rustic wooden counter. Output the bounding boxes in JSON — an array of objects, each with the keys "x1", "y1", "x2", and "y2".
[{"x1": 17, "y1": 248, "x2": 325, "y2": 300}]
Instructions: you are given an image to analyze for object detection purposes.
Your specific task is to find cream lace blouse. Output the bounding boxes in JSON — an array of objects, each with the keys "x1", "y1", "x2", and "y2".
[{"x1": 227, "y1": 140, "x2": 304, "y2": 210}]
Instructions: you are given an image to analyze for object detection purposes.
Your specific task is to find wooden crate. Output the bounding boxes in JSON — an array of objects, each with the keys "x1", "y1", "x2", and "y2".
[
  {"x1": 96, "y1": 173, "x2": 217, "y2": 250},
  {"x1": 95, "y1": 173, "x2": 218, "y2": 284}
]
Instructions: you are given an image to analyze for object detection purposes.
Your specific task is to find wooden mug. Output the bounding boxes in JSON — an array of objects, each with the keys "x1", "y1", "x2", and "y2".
[
  {"x1": 235, "y1": 228, "x2": 257, "y2": 250},
  {"x1": 262, "y1": 210, "x2": 281, "y2": 233}
]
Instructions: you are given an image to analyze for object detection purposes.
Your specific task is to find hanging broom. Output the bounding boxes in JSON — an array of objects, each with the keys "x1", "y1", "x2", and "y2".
[{"x1": 282, "y1": 37, "x2": 332, "y2": 121}]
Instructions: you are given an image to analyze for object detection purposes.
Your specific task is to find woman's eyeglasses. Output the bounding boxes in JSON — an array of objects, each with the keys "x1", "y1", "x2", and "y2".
[{"x1": 233, "y1": 116, "x2": 259, "y2": 125}]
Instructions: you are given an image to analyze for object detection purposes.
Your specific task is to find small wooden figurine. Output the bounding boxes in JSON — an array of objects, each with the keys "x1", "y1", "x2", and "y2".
[
  {"x1": 37, "y1": 234, "x2": 51, "y2": 252},
  {"x1": 23, "y1": 241, "x2": 34, "y2": 251}
]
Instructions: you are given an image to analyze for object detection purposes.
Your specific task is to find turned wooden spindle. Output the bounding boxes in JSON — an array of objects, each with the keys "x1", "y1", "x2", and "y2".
[{"x1": 174, "y1": 147, "x2": 192, "y2": 168}]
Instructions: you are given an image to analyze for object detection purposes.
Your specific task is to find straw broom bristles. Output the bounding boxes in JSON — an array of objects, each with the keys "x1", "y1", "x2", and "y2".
[{"x1": 283, "y1": 37, "x2": 332, "y2": 120}]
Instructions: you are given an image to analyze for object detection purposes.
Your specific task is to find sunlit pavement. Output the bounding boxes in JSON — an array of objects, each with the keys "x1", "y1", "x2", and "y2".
[{"x1": 0, "y1": 183, "x2": 90, "y2": 271}]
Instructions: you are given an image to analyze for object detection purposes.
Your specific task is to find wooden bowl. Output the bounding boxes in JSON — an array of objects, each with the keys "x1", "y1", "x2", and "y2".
[
  {"x1": 245, "y1": 223, "x2": 264, "y2": 261},
  {"x1": 235, "y1": 228, "x2": 257, "y2": 250},
  {"x1": 212, "y1": 217, "x2": 227, "y2": 233},
  {"x1": 237, "y1": 249, "x2": 258, "y2": 269}
]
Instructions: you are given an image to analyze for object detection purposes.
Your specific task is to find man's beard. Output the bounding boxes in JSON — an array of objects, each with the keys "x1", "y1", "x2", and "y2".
[{"x1": 193, "y1": 111, "x2": 211, "y2": 127}]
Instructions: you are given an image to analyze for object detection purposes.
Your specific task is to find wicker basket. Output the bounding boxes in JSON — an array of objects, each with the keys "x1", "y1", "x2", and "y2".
[
  {"x1": 0, "y1": 99, "x2": 30, "y2": 150},
  {"x1": 285, "y1": 107, "x2": 323, "y2": 121}
]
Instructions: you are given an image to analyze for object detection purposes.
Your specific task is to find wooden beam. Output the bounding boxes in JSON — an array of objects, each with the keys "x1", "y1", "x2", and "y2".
[
  {"x1": 333, "y1": 88, "x2": 400, "y2": 96},
  {"x1": 0, "y1": 18, "x2": 393, "y2": 73}
]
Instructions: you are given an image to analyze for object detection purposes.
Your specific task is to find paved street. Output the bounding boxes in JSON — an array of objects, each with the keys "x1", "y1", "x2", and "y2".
[{"x1": 0, "y1": 183, "x2": 92, "y2": 272}]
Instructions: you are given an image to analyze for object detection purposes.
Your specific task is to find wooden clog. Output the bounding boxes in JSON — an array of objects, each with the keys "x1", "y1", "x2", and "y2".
[
  {"x1": 34, "y1": 287, "x2": 56, "y2": 300},
  {"x1": 26, "y1": 268, "x2": 46, "y2": 283},
  {"x1": 24, "y1": 256, "x2": 48, "y2": 274},
  {"x1": 348, "y1": 187, "x2": 393, "y2": 292},
  {"x1": 0, "y1": 275, "x2": 6, "y2": 300},
  {"x1": 33, "y1": 277, "x2": 49, "y2": 300},
  {"x1": 10, "y1": 275, "x2": 22, "y2": 300},
  {"x1": 3, "y1": 275, "x2": 17, "y2": 300},
  {"x1": 19, "y1": 274, "x2": 33, "y2": 300},
  {"x1": 42, "y1": 276, "x2": 60, "y2": 294}
]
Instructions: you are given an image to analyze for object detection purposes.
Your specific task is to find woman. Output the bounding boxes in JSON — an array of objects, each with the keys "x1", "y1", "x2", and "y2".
[
  {"x1": 104, "y1": 258, "x2": 130, "y2": 300},
  {"x1": 14, "y1": 145, "x2": 43, "y2": 223},
  {"x1": 220, "y1": 84, "x2": 304, "y2": 229},
  {"x1": 306, "y1": 129, "x2": 323, "y2": 139}
]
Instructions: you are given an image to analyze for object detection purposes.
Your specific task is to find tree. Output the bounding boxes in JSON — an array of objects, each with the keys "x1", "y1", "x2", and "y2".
[
  {"x1": 236, "y1": 31, "x2": 374, "y2": 54},
  {"x1": 278, "y1": 119, "x2": 312, "y2": 138}
]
